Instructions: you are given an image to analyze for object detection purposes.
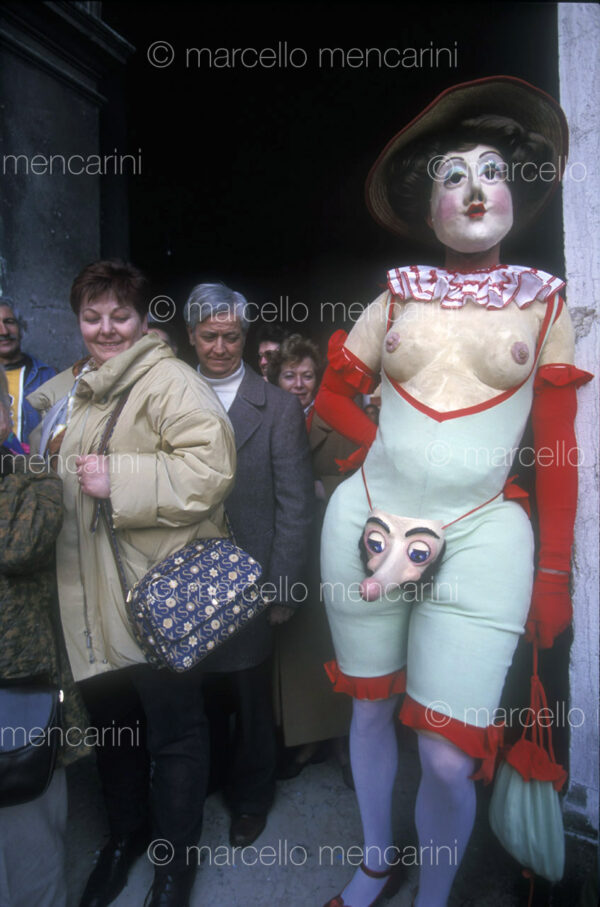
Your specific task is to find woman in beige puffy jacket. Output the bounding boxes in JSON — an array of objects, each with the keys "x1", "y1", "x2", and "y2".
[{"x1": 29, "y1": 260, "x2": 236, "y2": 907}]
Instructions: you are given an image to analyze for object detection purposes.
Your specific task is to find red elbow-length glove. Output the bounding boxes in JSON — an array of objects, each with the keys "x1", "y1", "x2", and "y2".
[
  {"x1": 314, "y1": 330, "x2": 378, "y2": 472},
  {"x1": 525, "y1": 363, "x2": 593, "y2": 648}
]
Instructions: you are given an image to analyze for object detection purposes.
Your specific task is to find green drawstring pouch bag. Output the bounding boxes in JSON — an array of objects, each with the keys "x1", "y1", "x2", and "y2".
[
  {"x1": 489, "y1": 644, "x2": 567, "y2": 883},
  {"x1": 489, "y1": 761, "x2": 565, "y2": 882}
]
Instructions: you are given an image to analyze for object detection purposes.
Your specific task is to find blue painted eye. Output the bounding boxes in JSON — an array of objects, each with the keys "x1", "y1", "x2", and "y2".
[
  {"x1": 479, "y1": 159, "x2": 507, "y2": 181},
  {"x1": 407, "y1": 541, "x2": 431, "y2": 564},
  {"x1": 366, "y1": 531, "x2": 386, "y2": 555},
  {"x1": 443, "y1": 164, "x2": 466, "y2": 187}
]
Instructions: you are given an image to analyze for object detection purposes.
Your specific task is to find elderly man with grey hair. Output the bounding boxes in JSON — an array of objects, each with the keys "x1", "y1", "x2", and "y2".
[{"x1": 185, "y1": 282, "x2": 314, "y2": 848}]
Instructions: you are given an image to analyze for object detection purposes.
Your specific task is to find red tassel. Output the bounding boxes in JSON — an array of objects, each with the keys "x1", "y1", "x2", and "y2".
[{"x1": 501, "y1": 643, "x2": 568, "y2": 791}]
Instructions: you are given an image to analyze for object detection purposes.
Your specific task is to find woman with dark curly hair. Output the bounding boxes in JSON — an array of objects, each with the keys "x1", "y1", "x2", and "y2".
[{"x1": 314, "y1": 78, "x2": 592, "y2": 907}]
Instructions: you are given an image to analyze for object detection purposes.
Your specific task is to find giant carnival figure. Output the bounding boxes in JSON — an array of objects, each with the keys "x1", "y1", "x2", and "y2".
[{"x1": 314, "y1": 76, "x2": 592, "y2": 907}]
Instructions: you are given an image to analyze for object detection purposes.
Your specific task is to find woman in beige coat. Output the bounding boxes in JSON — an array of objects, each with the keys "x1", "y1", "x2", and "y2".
[{"x1": 29, "y1": 260, "x2": 235, "y2": 907}]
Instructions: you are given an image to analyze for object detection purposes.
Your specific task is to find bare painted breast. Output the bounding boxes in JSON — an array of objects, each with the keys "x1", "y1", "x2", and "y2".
[{"x1": 381, "y1": 300, "x2": 545, "y2": 411}]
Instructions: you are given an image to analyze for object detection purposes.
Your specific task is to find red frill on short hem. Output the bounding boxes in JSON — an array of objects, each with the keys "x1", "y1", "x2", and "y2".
[
  {"x1": 327, "y1": 329, "x2": 378, "y2": 395},
  {"x1": 324, "y1": 660, "x2": 406, "y2": 700},
  {"x1": 399, "y1": 695, "x2": 504, "y2": 785},
  {"x1": 534, "y1": 363, "x2": 594, "y2": 391}
]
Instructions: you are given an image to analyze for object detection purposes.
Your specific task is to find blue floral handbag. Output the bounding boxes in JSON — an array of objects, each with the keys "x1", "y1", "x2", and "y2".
[
  {"x1": 93, "y1": 394, "x2": 269, "y2": 673},
  {"x1": 124, "y1": 537, "x2": 268, "y2": 672}
]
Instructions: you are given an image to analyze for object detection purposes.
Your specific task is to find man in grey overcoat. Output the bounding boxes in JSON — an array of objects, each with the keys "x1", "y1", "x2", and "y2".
[{"x1": 184, "y1": 283, "x2": 314, "y2": 848}]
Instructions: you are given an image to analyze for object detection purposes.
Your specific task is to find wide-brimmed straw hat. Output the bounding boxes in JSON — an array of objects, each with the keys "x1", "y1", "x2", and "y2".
[{"x1": 366, "y1": 75, "x2": 569, "y2": 243}]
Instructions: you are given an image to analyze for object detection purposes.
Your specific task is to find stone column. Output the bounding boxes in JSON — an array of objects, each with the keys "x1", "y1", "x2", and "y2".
[
  {"x1": 0, "y1": 1, "x2": 133, "y2": 369},
  {"x1": 558, "y1": 1, "x2": 600, "y2": 840}
]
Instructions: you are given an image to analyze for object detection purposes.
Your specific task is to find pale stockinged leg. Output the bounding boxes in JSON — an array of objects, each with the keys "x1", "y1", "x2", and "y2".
[
  {"x1": 414, "y1": 733, "x2": 476, "y2": 907},
  {"x1": 338, "y1": 695, "x2": 401, "y2": 906}
]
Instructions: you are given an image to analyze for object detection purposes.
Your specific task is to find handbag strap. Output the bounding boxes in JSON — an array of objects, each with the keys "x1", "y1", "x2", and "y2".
[
  {"x1": 99, "y1": 500, "x2": 130, "y2": 600},
  {"x1": 89, "y1": 391, "x2": 131, "y2": 534},
  {"x1": 89, "y1": 392, "x2": 132, "y2": 600},
  {"x1": 223, "y1": 508, "x2": 237, "y2": 546},
  {"x1": 89, "y1": 389, "x2": 235, "y2": 601},
  {"x1": 98, "y1": 391, "x2": 132, "y2": 453}
]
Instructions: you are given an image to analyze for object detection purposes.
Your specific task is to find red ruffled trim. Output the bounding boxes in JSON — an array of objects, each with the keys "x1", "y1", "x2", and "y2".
[
  {"x1": 399, "y1": 695, "x2": 504, "y2": 785},
  {"x1": 504, "y1": 738, "x2": 567, "y2": 792},
  {"x1": 328, "y1": 329, "x2": 377, "y2": 395},
  {"x1": 503, "y1": 475, "x2": 531, "y2": 517},
  {"x1": 324, "y1": 660, "x2": 406, "y2": 699},
  {"x1": 534, "y1": 363, "x2": 594, "y2": 391}
]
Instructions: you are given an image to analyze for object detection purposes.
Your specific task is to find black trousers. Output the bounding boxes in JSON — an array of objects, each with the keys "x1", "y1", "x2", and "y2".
[
  {"x1": 79, "y1": 664, "x2": 208, "y2": 871},
  {"x1": 204, "y1": 659, "x2": 276, "y2": 816}
]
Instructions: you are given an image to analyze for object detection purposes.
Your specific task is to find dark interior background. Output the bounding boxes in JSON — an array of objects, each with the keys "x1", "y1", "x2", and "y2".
[
  {"x1": 101, "y1": 0, "x2": 562, "y2": 351},
  {"x1": 99, "y1": 0, "x2": 570, "y2": 764}
]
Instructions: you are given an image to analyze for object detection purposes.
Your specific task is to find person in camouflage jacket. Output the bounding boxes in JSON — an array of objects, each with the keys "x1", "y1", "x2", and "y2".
[
  {"x1": 0, "y1": 452, "x2": 89, "y2": 764},
  {"x1": 0, "y1": 368, "x2": 88, "y2": 907}
]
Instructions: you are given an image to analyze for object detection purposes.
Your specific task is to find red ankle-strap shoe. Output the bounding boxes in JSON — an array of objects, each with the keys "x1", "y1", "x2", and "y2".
[{"x1": 321, "y1": 860, "x2": 404, "y2": 907}]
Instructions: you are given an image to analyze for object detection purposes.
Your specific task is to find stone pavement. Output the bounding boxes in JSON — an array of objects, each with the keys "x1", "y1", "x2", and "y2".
[{"x1": 66, "y1": 727, "x2": 596, "y2": 907}]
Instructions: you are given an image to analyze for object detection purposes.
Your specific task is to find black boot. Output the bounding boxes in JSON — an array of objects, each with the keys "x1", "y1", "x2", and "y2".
[
  {"x1": 144, "y1": 867, "x2": 197, "y2": 907},
  {"x1": 79, "y1": 825, "x2": 149, "y2": 907}
]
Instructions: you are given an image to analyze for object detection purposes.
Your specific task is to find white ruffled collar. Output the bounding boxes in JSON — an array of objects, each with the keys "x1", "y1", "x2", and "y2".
[{"x1": 387, "y1": 265, "x2": 565, "y2": 310}]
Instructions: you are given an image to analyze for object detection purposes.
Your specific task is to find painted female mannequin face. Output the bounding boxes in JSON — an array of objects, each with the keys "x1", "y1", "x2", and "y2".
[{"x1": 428, "y1": 144, "x2": 513, "y2": 254}]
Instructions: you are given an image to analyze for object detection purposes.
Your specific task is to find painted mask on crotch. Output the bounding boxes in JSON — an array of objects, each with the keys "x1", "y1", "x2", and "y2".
[{"x1": 359, "y1": 509, "x2": 446, "y2": 601}]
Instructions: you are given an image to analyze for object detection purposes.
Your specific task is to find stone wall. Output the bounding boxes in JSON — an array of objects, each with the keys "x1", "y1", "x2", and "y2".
[
  {"x1": 0, "y1": 1, "x2": 132, "y2": 370},
  {"x1": 558, "y1": 0, "x2": 600, "y2": 840}
]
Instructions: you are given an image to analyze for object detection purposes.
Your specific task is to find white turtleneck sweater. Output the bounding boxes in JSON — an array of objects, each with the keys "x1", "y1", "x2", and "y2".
[{"x1": 198, "y1": 362, "x2": 245, "y2": 412}]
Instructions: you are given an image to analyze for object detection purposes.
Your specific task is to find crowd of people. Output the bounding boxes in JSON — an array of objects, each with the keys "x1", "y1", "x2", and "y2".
[
  {"x1": 0, "y1": 74, "x2": 592, "y2": 907},
  {"x1": 0, "y1": 274, "x2": 379, "y2": 907}
]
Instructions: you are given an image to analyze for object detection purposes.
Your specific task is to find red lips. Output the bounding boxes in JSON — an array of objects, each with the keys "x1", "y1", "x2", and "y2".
[{"x1": 466, "y1": 203, "x2": 486, "y2": 218}]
